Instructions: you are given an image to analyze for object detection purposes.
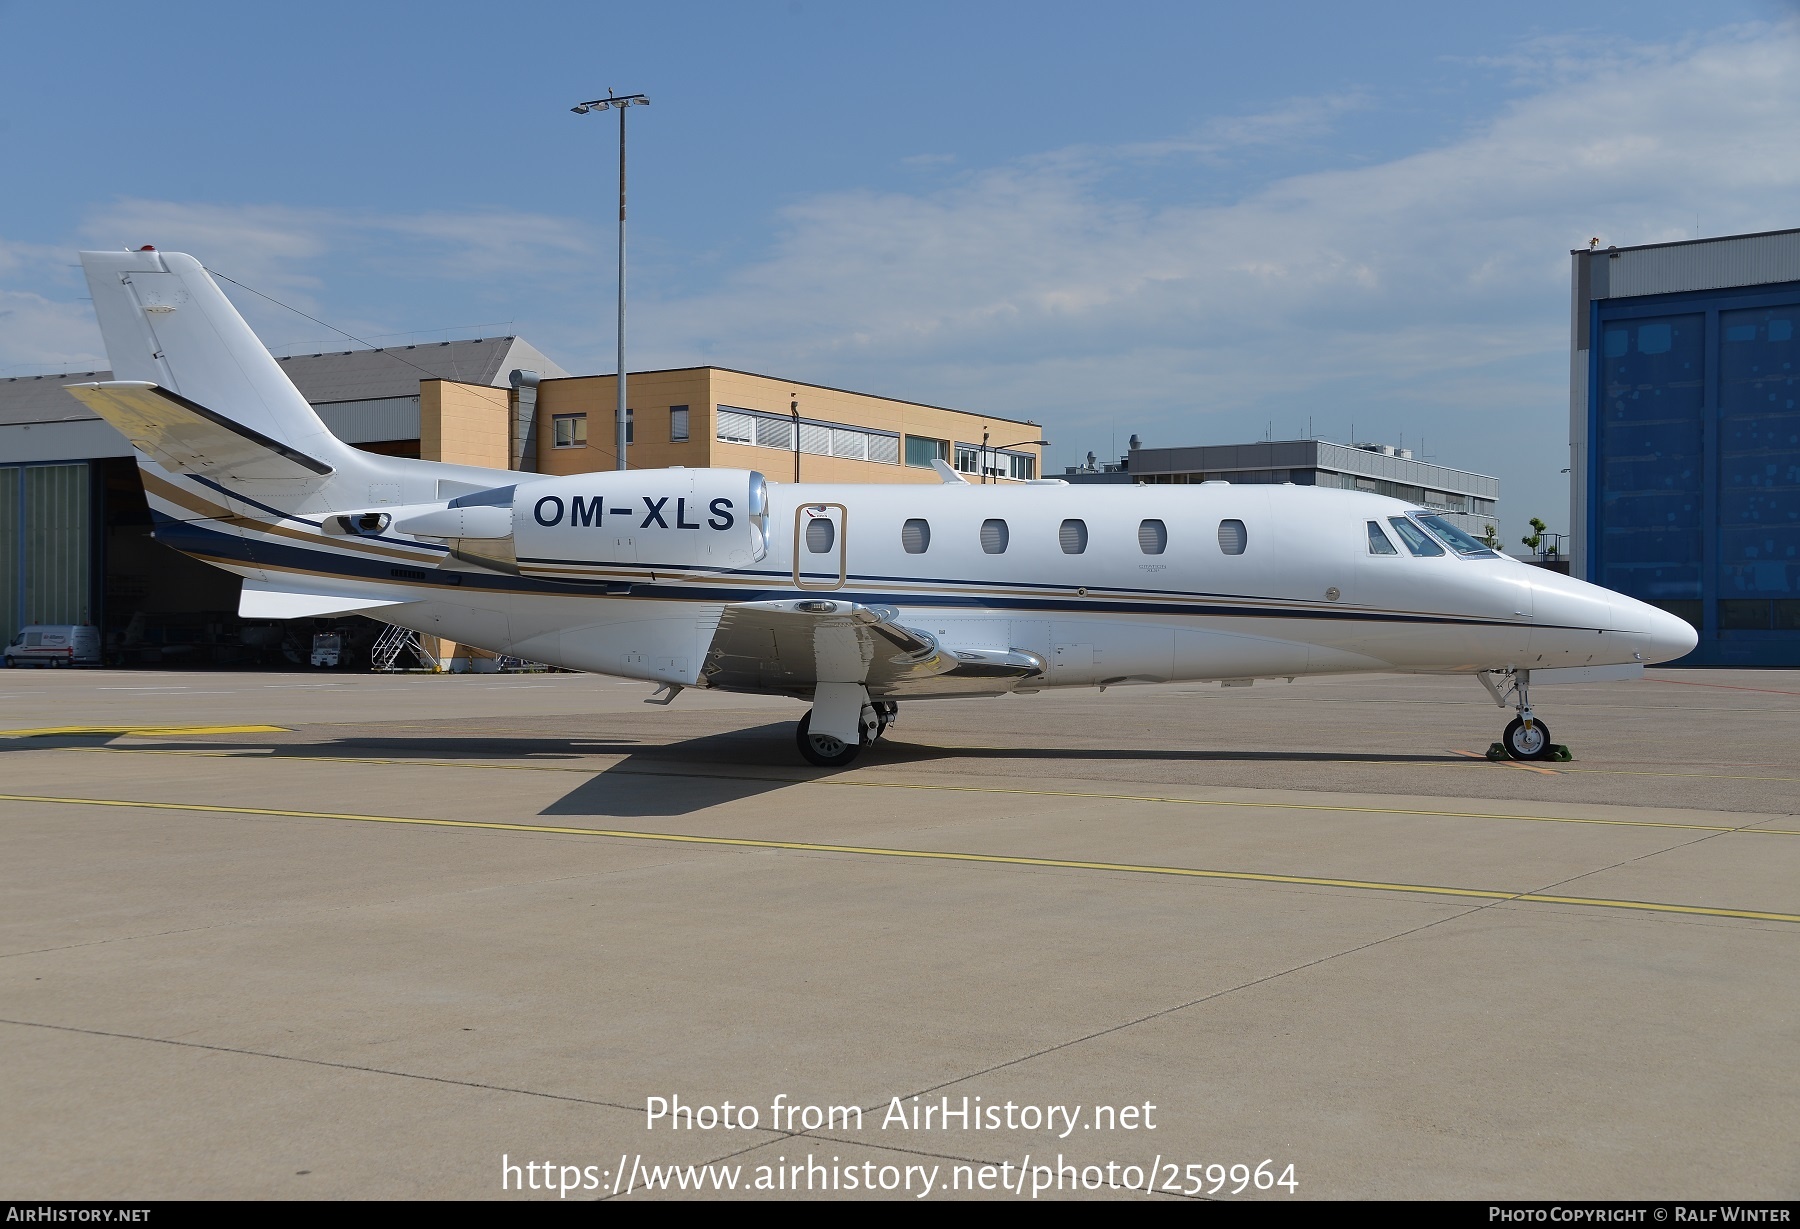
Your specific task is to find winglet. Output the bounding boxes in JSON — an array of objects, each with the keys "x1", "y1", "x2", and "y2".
[{"x1": 930, "y1": 458, "x2": 968, "y2": 485}]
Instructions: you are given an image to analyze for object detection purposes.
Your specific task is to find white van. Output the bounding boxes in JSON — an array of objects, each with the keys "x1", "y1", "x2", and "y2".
[{"x1": 3, "y1": 624, "x2": 102, "y2": 667}]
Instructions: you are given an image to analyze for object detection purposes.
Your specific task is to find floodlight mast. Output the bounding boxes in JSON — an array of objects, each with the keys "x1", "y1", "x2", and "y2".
[{"x1": 571, "y1": 91, "x2": 650, "y2": 471}]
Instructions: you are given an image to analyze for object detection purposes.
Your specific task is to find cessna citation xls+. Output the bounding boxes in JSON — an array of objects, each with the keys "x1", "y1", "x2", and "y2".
[{"x1": 65, "y1": 249, "x2": 1696, "y2": 766}]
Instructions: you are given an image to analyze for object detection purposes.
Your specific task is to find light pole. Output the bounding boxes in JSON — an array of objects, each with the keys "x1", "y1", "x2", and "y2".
[
  {"x1": 981, "y1": 431, "x2": 1050, "y2": 483},
  {"x1": 572, "y1": 90, "x2": 650, "y2": 471}
]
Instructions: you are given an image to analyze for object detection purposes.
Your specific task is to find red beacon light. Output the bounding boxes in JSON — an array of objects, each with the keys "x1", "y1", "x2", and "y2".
[{"x1": 137, "y1": 245, "x2": 155, "y2": 251}]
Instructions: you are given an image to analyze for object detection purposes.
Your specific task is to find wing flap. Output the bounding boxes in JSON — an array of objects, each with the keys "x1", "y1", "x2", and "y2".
[
  {"x1": 701, "y1": 600, "x2": 1045, "y2": 696},
  {"x1": 703, "y1": 599, "x2": 949, "y2": 691},
  {"x1": 65, "y1": 380, "x2": 333, "y2": 481}
]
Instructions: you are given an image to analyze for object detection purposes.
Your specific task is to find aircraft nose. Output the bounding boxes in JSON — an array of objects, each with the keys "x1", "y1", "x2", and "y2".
[{"x1": 1616, "y1": 597, "x2": 1698, "y2": 664}]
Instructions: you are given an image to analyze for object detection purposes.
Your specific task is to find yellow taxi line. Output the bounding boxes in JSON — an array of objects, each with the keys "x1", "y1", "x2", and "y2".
[{"x1": 0, "y1": 790, "x2": 1794, "y2": 925}]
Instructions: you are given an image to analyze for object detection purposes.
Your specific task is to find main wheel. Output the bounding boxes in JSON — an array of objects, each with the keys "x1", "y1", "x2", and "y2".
[
  {"x1": 1502, "y1": 716, "x2": 1554, "y2": 760},
  {"x1": 796, "y1": 711, "x2": 863, "y2": 768}
]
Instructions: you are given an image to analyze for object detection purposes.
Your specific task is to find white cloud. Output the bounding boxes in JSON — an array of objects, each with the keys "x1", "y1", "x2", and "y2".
[
  {"x1": 627, "y1": 21, "x2": 1800, "y2": 528},
  {"x1": 5, "y1": 21, "x2": 1795, "y2": 535}
]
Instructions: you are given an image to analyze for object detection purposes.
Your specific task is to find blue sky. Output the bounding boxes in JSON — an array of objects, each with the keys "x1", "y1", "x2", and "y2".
[{"x1": 3, "y1": 0, "x2": 1797, "y2": 538}]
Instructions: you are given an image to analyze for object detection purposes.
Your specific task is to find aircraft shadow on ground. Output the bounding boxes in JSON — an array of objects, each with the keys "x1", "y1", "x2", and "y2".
[
  {"x1": 542, "y1": 725, "x2": 1466, "y2": 817},
  {"x1": 15, "y1": 725, "x2": 1471, "y2": 820}
]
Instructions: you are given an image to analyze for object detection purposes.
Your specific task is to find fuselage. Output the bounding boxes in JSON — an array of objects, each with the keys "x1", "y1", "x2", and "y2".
[{"x1": 147, "y1": 464, "x2": 1697, "y2": 695}]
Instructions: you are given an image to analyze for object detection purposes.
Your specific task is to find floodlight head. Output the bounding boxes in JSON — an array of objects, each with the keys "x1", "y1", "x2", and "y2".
[{"x1": 571, "y1": 104, "x2": 591, "y2": 114}]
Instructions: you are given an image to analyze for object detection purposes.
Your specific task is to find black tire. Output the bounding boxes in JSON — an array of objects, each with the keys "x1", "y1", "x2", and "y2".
[
  {"x1": 796, "y1": 711, "x2": 863, "y2": 768},
  {"x1": 1503, "y1": 716, "x2": 1554, "y2": 760}
]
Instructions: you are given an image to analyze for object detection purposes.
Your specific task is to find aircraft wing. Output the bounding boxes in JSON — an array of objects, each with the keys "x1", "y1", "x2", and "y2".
[
  {"x1": 64, "y1": 380, "x2": 334, "y2": 481},
  {"x1": 701, "y1": 599, "x2": 1044, "y2": 696}
]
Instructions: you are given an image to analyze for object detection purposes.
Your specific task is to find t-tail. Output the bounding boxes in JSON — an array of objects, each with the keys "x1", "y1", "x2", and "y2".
[{"x1": 66, "y1": 249, "x2": 517, "y2": 618}]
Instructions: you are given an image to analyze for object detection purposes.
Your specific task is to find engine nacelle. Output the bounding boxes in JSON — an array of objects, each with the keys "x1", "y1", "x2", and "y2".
[{"x1": 509, "y1": 468, "x2": 769, "y2": 580}]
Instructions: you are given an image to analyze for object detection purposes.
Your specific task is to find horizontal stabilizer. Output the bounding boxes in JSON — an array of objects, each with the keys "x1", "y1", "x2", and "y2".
[
  {"x1": 239, "y1": 581, "x2": 401, "y2": 620},
  {"x1": 65, "y1": 381, "x2": 334, "y2": 481}
]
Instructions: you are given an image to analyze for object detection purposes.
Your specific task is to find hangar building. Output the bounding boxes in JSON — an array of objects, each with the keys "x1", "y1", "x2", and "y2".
[{"x1": 1571, "y1": 228, "x2": 1800, "y2": 666}]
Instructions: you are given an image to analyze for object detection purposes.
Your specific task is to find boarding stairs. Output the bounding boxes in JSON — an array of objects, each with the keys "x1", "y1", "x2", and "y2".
[{"x1": 371, "y1": 624, "x2": 439, "y2": 672}]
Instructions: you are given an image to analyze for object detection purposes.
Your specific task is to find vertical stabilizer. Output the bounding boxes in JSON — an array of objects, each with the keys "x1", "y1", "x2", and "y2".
[{"x1": 78, "y1": 249, "x2": 345, "y2": 464}]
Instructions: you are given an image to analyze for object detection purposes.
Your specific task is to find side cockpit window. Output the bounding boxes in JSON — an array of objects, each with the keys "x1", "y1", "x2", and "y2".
[
  {"x1": 1367, "y1": 521, "x2": 1398, "y2": 555},
  {"x1": 1388, "y1": 516, "x2": 1445, "y2": 557}
]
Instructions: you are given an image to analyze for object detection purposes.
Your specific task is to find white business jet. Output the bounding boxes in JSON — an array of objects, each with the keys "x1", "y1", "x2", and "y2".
[{"x1": 66, "y1": 249, "x2": 1696, "y2": 766}]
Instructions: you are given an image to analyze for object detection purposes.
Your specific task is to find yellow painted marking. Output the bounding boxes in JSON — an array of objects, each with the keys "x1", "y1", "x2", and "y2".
[
  {"x1": 52, "y1": 746, "x2": 1800, "y2": 838},
  {"x1": 0, "y1": 724, "x2": 289, "y2": 739},
  {"x1": 0, "y1": 790, "x2": 1793, "y2": 924}
]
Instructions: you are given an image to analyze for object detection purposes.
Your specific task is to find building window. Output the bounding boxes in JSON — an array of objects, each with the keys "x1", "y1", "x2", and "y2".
[
  {"x1": 980, "y1": 519, "x2": 1009, "y2": 554},
  {"x1": 831, "y1": 428, "x2": 868, "y2": 461},
  {"x1": 670, "y1": 405, "x2": 690, "y2": 442},
  {"x1": 625, "y1": 409, "x2": 634, "y2": 444},
  {"x1": 1059, "y1": 519, "x2": 1087, "y2": 554},
  {"x1": 954, "y1": 444, "x2": 982, "y2": 475},
  {"x1": 1216, "y1": 519, "x2": 1246, "y2": 555},
  {"x1": 755, "y1": 417, "x2": 794, "y2": 451},
  {"x1": 868, "y1": 434, "x2": 900, "y2": 464},
  {"x1": 906, "y1": 435, "x2": 949, "y2": 468},
  {"x1": 799, "y1": 422, "x2": 832, "y2": 456},
  {"x1": 552, "y1": 414, "x2": 587, "y2": 448},
  {"x1": 1007, "y1": 454, "x2": 1036, "y2": 481},
  {"x1": 1140, "y1": 519, "x2": 1168, "y2": 554},
  {"x1": 716, "y1": 410, "x2": 754, "y2": 445},
  {"x1": 901, "y1": 518, "x2": 930, "y2": 554}
]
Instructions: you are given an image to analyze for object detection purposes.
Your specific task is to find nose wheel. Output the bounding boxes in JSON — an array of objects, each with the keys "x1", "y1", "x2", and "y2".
[
  {"x1": 1502, "y1": 715, "x2": 1554, "y2": 760},
  {"x1": 1479, "y1": 670, "x2": 1572, "y2": 762}
]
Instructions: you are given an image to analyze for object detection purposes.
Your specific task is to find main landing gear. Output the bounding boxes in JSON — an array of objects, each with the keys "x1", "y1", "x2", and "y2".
[
  {"x1": 795, "y1": 693, "x2": 897, "y2": 768},
  {"x1": 1478, "y1": 670, "x2": 1572, "y2": 762}
]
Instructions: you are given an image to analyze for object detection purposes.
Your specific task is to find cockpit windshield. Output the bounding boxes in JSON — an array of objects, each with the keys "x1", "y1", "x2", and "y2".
[
  {"x1": 1414, "y1": 514, "x2": 1500, "y2": 558},
  {"x1": 1387, "y1": 516, "x2": 1444, "y2": 557}
]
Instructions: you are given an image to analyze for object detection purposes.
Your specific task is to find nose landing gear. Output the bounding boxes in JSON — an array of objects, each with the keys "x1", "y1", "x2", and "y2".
[{"x1": 1478, "y1": 670, "x2": 1572, "y2": 762}]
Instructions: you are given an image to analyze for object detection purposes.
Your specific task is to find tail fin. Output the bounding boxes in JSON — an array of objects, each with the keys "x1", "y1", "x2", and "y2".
[{"x1": 78, "y1": 249, "x2": 348, "y2": 466}]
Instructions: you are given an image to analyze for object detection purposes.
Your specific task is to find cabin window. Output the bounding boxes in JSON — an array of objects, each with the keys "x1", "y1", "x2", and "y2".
[
  {"x1": 669, "y1": 406, "x2": 690, "y2": 442},
  {"x1": 1366, "y1": 521, "x2": 1398, "y2": 555},
  {"x1": 901, "y1": 518, "x2": 931, "y2": 554},
  {"x1": 980, "y1": 519, "x2": 1010, "y2": 554},
  {"x1": 1059, "y1": 518, "x2": 1088, "y2": 554},
  {"x1": 552, "y1": 414, "x2": 587, "y2": 448},
  {"x1": 1388, "y1": 516, "x2": 1444, "y2": 557},
  {"x1": 805, "y1": 517, "x2": 836, "y2": 553},
  {"x1": 1216, "y1": 519, "x2": 1246, "y2": 555},
  {"x1": 1138, "y1": 519, "x2": 1168, "y2": 554}
]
